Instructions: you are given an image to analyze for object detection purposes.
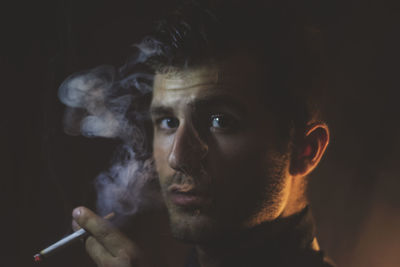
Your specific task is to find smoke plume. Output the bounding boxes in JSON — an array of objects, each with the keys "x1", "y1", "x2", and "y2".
[{"x1": 58, "y1": 37, "x2": 163, "y2": 217}]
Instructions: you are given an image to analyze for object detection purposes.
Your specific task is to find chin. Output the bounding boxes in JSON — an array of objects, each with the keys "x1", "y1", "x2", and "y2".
[{"x1": 167, "y1": 205, "x2": 220, "y2": 244}]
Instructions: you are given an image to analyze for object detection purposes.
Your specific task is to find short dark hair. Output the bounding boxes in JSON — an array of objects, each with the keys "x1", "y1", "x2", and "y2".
[{"x1": 145, "y1": 0, "x2": 326, "y2": 142}]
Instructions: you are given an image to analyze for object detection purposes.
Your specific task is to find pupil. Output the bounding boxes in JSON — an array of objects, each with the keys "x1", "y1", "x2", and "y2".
[
  {"x1": 213, "y1": 116, "x2": 226, "y2": 128},
  {"x1": 167, "y1": 118, "x2": 178, "y2": 128}
]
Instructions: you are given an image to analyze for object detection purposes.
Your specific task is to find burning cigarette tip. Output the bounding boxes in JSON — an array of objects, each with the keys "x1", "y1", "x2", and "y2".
[{"x1": 33, "y1": 254, "x2": 42, "y2": 262}]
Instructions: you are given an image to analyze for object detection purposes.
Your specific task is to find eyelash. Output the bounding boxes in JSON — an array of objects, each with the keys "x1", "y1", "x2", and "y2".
[
  {"x1": 209, "y1": 114, "x2": 238, "y2": 131},
  {"x1": 154, "y1": 117, "x2": 179, "y2": 131},
  {"x1": 154, "y1": 113, "x2": 240, "y2": 133}
]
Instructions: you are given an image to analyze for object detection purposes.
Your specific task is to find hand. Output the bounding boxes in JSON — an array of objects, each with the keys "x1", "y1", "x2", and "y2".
[{"x1": 72, "y1": 206, "x2": 145, "y2": 267}]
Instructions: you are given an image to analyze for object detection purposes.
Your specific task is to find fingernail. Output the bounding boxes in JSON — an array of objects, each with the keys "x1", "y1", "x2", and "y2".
[{"x1": 72, "y1": 208, "x2": 81, "y2": 219}]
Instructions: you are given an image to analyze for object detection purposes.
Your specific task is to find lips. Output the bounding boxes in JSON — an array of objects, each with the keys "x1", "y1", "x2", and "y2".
[{"x1": 167, "y1": 184, "x2": 211, "y2": 207}]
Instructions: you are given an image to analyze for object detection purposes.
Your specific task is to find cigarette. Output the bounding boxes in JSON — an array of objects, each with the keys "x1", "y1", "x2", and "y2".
[{"x1": 33, "y1": 212, "x2": 115, "y2": 262}]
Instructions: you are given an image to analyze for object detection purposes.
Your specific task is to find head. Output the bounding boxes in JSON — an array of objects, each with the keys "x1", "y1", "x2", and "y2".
[{"x1": 146, "y1": 0, "x2": 329, "y2": 244}]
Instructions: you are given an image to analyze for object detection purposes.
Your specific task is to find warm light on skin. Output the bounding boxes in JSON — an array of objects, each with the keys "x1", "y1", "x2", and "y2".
[
  {"x1": 301, "y1": 123, "x2": 330, "y2": 176},
  {"x1": 150, "y1": 54, "x2": 329, "y2": 244},
  {"x1": 155, "y1": 65, "x2": 220, "y2": 91},
  {"x1": 283, "y1": 123, "x2": 330, "y2": 218}
]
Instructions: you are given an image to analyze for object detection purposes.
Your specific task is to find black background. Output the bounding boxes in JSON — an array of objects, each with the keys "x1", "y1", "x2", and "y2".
[{"x1": 2, "y1": 1, "x2": 400, "y2": 267}]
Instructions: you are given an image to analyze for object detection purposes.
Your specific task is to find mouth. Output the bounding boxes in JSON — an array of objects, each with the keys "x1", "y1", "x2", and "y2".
[{"x1": 167, "y1": 184, "x2": 211, "y2": 207}]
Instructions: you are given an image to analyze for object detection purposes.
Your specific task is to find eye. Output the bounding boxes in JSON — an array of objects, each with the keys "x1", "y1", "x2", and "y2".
[
  {"x1": 210, "y1": 114, "x2": 238, "y2": 131},
  {"x1": 156, "y1": 117, "x2": 180, "y2": 130}
]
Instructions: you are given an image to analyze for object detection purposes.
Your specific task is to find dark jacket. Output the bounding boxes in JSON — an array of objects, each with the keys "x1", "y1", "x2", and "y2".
[{"x1": 185, "y1": 207, "x2": 335, "y2": 267}]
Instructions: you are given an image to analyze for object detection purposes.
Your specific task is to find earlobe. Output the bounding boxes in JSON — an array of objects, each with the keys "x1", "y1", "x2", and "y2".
[{"x1": 290, "y1": 123, "x2": 330, "y2": 177}]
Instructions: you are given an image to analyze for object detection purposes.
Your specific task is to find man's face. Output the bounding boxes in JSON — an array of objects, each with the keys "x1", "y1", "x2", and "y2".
[{"x1": 150, "y1": 55, "x2": 293, "y2": 243}]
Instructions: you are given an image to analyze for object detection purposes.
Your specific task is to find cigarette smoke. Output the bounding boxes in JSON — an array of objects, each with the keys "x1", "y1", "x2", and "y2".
[{"x1": 58, "y1": 37, "x2": 164, "y2": 217}]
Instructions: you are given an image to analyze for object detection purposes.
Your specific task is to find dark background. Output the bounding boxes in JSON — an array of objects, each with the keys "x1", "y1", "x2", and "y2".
[{"x1": 2, "y1": 1, "x2": 400, "y2": 267}]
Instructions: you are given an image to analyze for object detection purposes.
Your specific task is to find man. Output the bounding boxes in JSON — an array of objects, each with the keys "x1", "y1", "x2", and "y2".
[{"x1": 72, "y1": 1, "x2": 334, "y2": 266}]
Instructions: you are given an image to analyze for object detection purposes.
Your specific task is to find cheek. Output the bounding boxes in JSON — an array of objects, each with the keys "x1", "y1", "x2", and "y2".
[
  {"x1": 206, "y1": 131, "x2": 289, "y2": 221},
  {"x1": 205, "y1": 136, "x2": 264, "y2": 197},
  {"x1": 206, "y1": 130, "x2": 286, "y2": 196},
  {"x1": 208, "y1": 130, "x2": 274, "y2": 169}
]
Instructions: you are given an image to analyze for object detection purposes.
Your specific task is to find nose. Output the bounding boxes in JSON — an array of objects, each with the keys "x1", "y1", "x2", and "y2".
[{"x1": 167, "y1": 122, "x2": 208, "y2": 174}]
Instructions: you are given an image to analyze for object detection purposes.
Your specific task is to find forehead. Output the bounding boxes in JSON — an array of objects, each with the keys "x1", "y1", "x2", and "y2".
[
  {"x1": 151, "y1": 55, "x2": 264, "y2": 109},
  {"x1": 154, "y1": 65, "x2": 220, "y2": 90}
]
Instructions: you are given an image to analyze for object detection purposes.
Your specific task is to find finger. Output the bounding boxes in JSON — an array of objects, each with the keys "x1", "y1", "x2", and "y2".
[
  {"x1": 86, "y1": 236, "x2": 138, "y2": 267},
  {"x1": 85, "y1": 236, "x2": 116, "y2": 266},
  {"x1": 72, "y1": 219, "x2": 81, "y2": 231},
  {"x1": 72, "y1": 207, "x2": 137, "y2": 257}
]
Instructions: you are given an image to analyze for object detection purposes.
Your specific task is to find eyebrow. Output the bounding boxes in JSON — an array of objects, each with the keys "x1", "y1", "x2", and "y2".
[
  {"x1": 149, "y1": 106, "x2": 174, "y2": 117},
  {"x1": 150, "y1": 94, "x2": 248, "y2": 117},
  {"x1": 189, "y1": 94, "x2": 248, "y2": 115}
]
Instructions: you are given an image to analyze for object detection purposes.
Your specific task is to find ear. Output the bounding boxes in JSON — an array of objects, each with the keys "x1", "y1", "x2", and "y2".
[{"x1": 289, "y1": 123, "x2": 330, "y2": 177}]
